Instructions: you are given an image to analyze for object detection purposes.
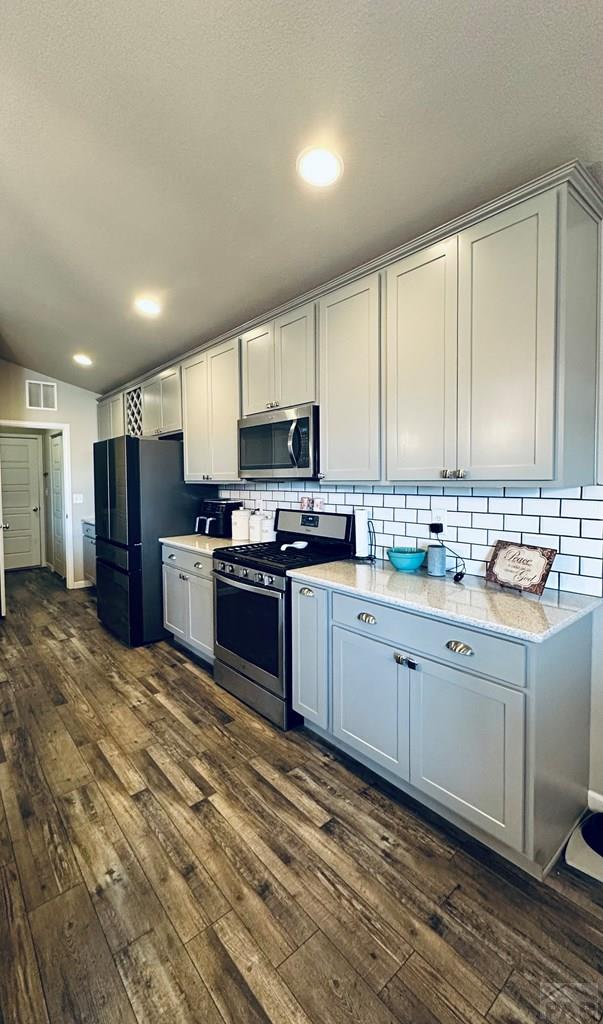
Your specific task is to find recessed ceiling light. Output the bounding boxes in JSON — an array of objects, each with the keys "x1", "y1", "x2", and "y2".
[
  {"x1": 134, "y1": 295, "x2": 162, "y2": 318},
  {"x1": 297, "y1": 147, "x2": 343, "y2": 187},
  {"x1": 73, "y1": 353, "x2": 93, "y2": 366}
]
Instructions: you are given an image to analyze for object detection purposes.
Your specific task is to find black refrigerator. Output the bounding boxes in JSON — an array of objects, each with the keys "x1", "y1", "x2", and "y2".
[{"x1": 93, "y1": 437, "x2": 215, "y2": 646}]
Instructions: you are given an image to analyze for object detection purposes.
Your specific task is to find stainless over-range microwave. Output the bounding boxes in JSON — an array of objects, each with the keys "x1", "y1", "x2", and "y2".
[{"x1": 238, "y1": 403, "x2": 319, "y2": 479}]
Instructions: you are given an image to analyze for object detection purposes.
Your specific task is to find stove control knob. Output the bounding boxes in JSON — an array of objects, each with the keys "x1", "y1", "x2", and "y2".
[
  {"x1": 226, "y1": 564, "x2": 234, "y2": 574},
  {"x1": 255, "y1": 572, "x2": 264, "y2": 583},
  {"x1": 218, "y1": 561, "x2": 225, "y2": 571},
  {"x1": 266, "y1": 575, "x2": 274, "y2": 585},
  {"x1": 241, "y1": 568, "x2": 249, "y2": 578}
]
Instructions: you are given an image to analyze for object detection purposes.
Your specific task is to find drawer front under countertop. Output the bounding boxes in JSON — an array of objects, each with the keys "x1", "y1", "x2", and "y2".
[
  {"x1": 161, "y1": 545, "x2": 213, "y2": 579},
  {"x1": 331, "y1": 591, "x2": 526, "y2": 687}
]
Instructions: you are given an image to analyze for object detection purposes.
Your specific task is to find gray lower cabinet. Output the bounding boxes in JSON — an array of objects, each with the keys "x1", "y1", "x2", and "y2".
[
  {"x1": 291, "y1": 582, "x2": 328, "y2": 728},
  {"x1": 332, "y1": 626, "x2": 410, "y2": 779},
  {"x1": 162, "y1": 546, "x2": 214, "y2": 661},
  {"x1": 162, "y1": 563, "x2": 187, "y2": 639},
  {"x1": 409, "y1": 656, "x2": 525, "y2": 852}
]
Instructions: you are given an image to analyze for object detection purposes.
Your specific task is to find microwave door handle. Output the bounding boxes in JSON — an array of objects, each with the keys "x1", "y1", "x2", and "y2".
[{"x1": 287, "y1": 420, "x2": 299, "y2": 467}]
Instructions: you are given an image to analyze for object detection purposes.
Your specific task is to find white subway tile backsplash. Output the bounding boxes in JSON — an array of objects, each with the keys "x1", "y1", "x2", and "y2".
[
  {"x1": 561, "y1": 537, "x2": 603, "y2": 558},
  {"x1": 522, "y1": 498, "x2": 561, "y2": 516},
  {"x1": 223, "y1": 482, "x2": 603, "y2": 598},
  {"x1": 562, "y1": 499, "x2": 603, "y2": 519},
  {"x1": 488, "y1": 498, "x2": 522, "y2": 514},
  {"x1": 458, "y1": 497, "x2": 488, "y2": 512}
]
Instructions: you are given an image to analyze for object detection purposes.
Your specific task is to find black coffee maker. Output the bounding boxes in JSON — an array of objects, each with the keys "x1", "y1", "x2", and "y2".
[{"x1": 195, "y1": 499, "x2": 243, "y2": 538}]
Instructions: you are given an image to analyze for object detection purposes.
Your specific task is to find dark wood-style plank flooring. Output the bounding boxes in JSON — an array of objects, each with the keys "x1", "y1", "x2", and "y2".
[{"x1": 1, "y1": 568, "x2": 603, "y2": 1024}]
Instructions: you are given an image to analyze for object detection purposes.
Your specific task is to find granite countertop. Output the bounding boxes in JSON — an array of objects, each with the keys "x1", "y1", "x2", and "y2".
[
  {"x1": 159, "y1": 534, "x2": 244, "y2": 556},
  {"x1": 287, "y1": 561, "x2": 601, "y2": 643}
]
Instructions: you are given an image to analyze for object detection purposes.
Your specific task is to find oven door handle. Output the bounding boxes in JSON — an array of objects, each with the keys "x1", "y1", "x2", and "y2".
[
  {"x1": 287, "y1": 419, "x2": 299, "y2": 468},
  {"x1": 213, "y1": 571, "x2": 283, "y2": 598}
]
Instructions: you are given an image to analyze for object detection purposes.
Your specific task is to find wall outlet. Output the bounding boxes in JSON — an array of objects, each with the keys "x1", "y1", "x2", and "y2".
[{"x1": 430, "y1": 500, "x2": 448, "y2": 534}]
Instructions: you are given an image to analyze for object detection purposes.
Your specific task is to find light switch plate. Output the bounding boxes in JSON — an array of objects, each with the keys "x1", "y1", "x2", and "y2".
[{"x1": 73, "y1": 493, "x2": 84, "y2": 504}]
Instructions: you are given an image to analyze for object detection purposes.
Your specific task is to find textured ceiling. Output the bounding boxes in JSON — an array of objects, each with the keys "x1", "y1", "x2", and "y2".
[{"x1": 1, "y1": 0, "x2": 602, "y2": 394}]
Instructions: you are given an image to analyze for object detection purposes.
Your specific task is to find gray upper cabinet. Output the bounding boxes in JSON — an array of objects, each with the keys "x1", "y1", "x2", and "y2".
[
  {"x1": 291, "y1": 581, "x2": 328, "y2": 729},
  {"x1": 386, "y1": 239, "x2": 458, "y2": 480},
  {"x1": 319, "y1": 274, "x2": 381, "y2": 481},
  {"x1": 241, "y1": 322, "x2": 275, "y2": 415},
  {"x1": 456, "y1": 191, "x2": 557, "y2": 481},
  {"x1": 332, "y1": 625, "x2": 410, "y2": 779},
  {"x1": 274, "y1": 302, "x2": 316, "y2": 409},
  {"x1": 182, "y1": 337, "x2": 240, "y2": 482},
  {"x1": 142, "y1": 366, "x2": 182, "y2": 437},
  {"x1": 97, "y1": 393, "x2": 125, "y2": 440},
  {"x1": 409, "y1": 655, "x2": 525, "y2": 852},
  {"x1": 241, "y1": 302, "x2": 316, "y2": 416}
]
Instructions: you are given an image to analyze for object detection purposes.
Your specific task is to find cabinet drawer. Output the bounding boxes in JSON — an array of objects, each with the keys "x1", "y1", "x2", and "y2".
[
  {"x1": 332, "y1": 592, "x2": 525, "y2": 687},
  {"x1": 161, "y1": 546, "x2": 212, "y2": 579},
  {"x1": 82, "y1": 521, "x2": 96, "y2": 539}
]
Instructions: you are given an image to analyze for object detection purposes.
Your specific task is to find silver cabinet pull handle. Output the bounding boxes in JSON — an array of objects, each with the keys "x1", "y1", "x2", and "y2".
[
  {"x1": 454, "y1": 469, "x2": 467, "y2": 480},
  {"x1": 358, "y1": 612, "x2": 376, "y2": 625},
  {"x1": 440, "y1": 469, "x2": 451, "y2": 479},
  {"x1": 194, "y1": 561, "x2": 203, "y2": 569},
  {"x1": 168, "y1": 553, "x2": 176, "y2": 560},
  {"x1": 394, "y1": 651, "x2": 419, "y2": 670},
  {"x1": 446, "y1": 640, "x2": 474, "y2": 656},
  {"x1": 300, "y1": 587, "x2": 314, "y2": 597}
]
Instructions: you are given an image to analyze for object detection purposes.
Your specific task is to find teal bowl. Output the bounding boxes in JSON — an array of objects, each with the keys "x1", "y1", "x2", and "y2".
[{"x1": 387, "y1": 547, "x2": 426, "y2": 572}]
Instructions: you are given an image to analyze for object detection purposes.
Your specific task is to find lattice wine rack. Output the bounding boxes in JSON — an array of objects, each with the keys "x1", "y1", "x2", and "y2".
[{"x1": 126, "y1": 387, "x2": 143, "y2": 437}]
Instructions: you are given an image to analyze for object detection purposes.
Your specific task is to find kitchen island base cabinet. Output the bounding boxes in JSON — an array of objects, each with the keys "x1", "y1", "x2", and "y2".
[
  {"x1": 410, "y1": 659, "x2": 525, "y2": 852},
  {"x1": 332, "y1": 626, "x2": 410, "y2": 779}
]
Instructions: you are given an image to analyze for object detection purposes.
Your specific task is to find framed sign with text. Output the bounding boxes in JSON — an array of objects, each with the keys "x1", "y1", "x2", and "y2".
[{"x1": 486, "y1": 540, "x2": 557, "y2": 596}]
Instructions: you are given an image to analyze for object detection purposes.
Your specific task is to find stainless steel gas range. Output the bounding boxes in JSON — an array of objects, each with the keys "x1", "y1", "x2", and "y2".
[{"x1": 212, "y1": 508, "x2": 354, "y2": 729}]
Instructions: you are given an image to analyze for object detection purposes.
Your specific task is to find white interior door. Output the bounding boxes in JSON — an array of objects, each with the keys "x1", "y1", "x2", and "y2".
[
  {"x1": 0, "y1": 436, "x2": 42, "y2": 570},
  {"x1": 0, "y1": 462, "x2": 6, "y2": 615},
  {"x1": 50, "y1": 433, "x2": 66, "y2": 578}
]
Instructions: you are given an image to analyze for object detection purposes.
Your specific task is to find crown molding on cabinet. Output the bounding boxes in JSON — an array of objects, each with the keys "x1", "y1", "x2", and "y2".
[{"x1": 98, "y1": 159, "x2": 603, "y2": 403}]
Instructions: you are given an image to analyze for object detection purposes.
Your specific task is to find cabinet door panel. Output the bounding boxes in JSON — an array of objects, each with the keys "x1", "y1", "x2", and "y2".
[
  {"x1": 187, "y1": 574, "x2": 214, "y2": 660},
  {"x1": 410, "y1": 657, "x2": 524, "y2": 851},
  {"x1": 162, "y1": 564, "x2": 186, "y2": 638},
  {"x1": 457, "y1": 191, "x2": 557, "y2": 480},
  {"x1": 319, "y1": 275, "x2": 380, "y2": 480},
  {"x1": 97, "y1": 401, "x2": 111, "y2": 441},
  {"x1": 141, "y1": 378, "x2": 162, "y2": 437},
  {"x1": 110, "y1": 395, "x2": 125, "y2": 437},
  {"x1": 386, "y1": 239, "x2": 457, "y2": 480},
  {"x1": 208, "y1": 339, "x2": 240, "y2": 480},
  {"x1": 241, "y1": 323, "x2": 275, "y2": 416},
  {"x1": 182, "y1": 354, "x2": 210, "y2": 481},
  {"x1": 83, "y1": 536, "x2": 96, "y2": 583},
  {"x1": 332, "y1": 626, "x2": 409, "y2": 778},
  {"x1": 160, "y1": 367, "x2": 182, "y2": 432},
  {"x1": 292, "y1": 582, "x2": 328, "y2": 728},
  {"x1": 275, "y1": 303, "x2": 316, "y2": 409}
]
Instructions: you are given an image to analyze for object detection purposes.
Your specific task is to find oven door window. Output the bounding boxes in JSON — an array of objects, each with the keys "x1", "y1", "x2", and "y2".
[
  {"x1": 215, "y1": 577, "x2": 282, "y2": 680},
  {"x1": 239, "y1": 417, "x2": 310, "y2": 473}
]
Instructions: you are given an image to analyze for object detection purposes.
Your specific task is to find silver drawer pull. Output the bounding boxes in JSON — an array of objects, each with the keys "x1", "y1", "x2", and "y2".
[
  {"x1": 358, "y1": 612, "x2": 377, "y2": 625},
  {"x1": 300, "y1": 587, "x2": 315, "y2": 597},
  {"x1": 168, "y1": 553, "x2": 176, "y2": 560},
  {"x1": 194, "y1": 561, "x2": 203, "y2": 568},
  {"x1": 446, "y1": 640, "x2": 474, "y2": 657}
]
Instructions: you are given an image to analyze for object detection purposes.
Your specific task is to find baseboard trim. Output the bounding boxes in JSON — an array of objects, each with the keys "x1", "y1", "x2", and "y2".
[
  {"x1": 588, "y1": 789, "x2": 603, "y2": 812},
  {"x1": 69, "y1": 580, "x2": 93, "y2": 590}
]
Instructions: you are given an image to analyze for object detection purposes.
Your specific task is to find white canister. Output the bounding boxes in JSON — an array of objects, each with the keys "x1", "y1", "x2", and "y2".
[
  {"x1": 231, "y1": 508, "x2": 251, "y2": 541},
  {"x1": 260, "y1": 515, "x2": 276, "y2": 542},
  {"x1": 249, "y1": 512, "x2": 264, "y2": 543}
]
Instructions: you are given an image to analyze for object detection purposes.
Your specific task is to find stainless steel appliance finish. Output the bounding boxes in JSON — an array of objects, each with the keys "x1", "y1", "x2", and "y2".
[
  {"x1": 238, "y1": 403, "x2": 319, "y2": 479},
  {"x1": 213, "y1": 509, "x2": 354, "y2": 729}
]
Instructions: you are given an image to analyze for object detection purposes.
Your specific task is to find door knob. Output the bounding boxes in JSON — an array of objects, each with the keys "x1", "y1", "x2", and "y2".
[
  {"x1": 32, "y1": 506, "x2": 39, "y2": 512},
  {"x1": 2, "y1": 523, "x2": 9, "y2": 530}
]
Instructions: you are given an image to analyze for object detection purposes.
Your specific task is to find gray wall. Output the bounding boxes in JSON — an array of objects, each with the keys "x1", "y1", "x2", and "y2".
[{"x1": 0, "y1": 358, "x2": 98, "y2": 582}]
